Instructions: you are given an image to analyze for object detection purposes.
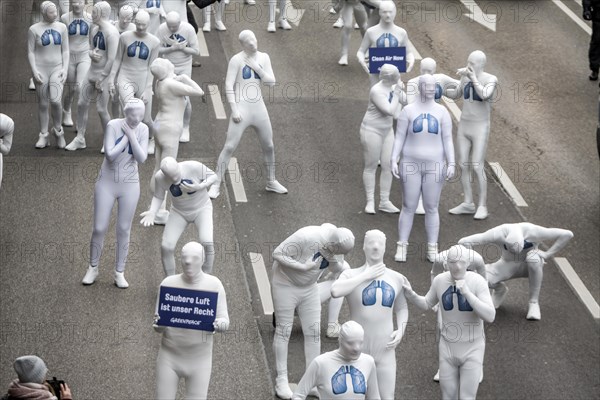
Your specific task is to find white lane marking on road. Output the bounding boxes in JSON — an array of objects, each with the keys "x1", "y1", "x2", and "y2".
[
  {"x1": 574, "y1": 0, "x2": 582, "y2": 7},
  {"x1": 249, "y1": 252, "x2": 274, "y2": 315},
  {"x1": 488, "y1": 162, "x2": 529, "y2": 207},
  {"x1": 459, "y1": 0, "x2": 497, "y2": 32},
  {"x1": 551, "y1": 0, "x2": 592, "y2": 35},
  {"x1": 208, "y1": 84, "x2": 227, "y2": 120},
  {"x1": 227, "y1": 157, "x2": 248, "y2": 203},
  {"x1": 554, "y1": 257, "x2": 600, "y2": 320},
  {"x1": 190, "y1": 3, "x2": 210, "y2": 56}
]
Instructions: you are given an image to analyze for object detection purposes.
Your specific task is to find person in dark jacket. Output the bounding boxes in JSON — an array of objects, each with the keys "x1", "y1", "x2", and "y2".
[{"x1": 583, "y1": 0, "x2": 600, "y2": 80}]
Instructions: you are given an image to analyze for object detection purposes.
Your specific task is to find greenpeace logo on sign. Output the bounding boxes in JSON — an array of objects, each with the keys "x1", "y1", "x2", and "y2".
[{"x1": 157, "y1": 287, "x2": 218, "y2": 332}]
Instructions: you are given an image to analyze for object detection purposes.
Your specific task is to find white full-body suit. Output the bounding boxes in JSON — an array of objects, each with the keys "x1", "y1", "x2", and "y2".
[
  {"x1": 0, "y1": 114, "x2": 15, "y2": 190},
  {"x1": 459, "y1": 222, "x2": 574, "y2": 320},
  {"x1": 405, "y1": 256, "x2": 495, "y2": 400},
  {"x1": 66, "y1": 1, "x2": 120, "y2": 151},
  {"x1": 60, "y1": 2, "x2": 92, "y2": 127},
  {"x1": 336, "y1": 0, "x2": 368, "y2": 65},
  {"x1": 271, "y1": 224, "x2": 355, "y2": 399},
  {"x1": 331, "y1": 230, "x2": 409, "y2": 400},
  {"x1": 356, "y1": 1, "x2": 414, "y2": 86},
  {"x1": 146, "y1": 58, "x2": 204, "y2": 224},
  {"x1": 360, "y1": 64, "x2": 404, "y2": 215},
  {"x1": 162, "y1": 0, "x2": 188, "y2": 23},
  {"x1": 446, "y1": 51, "x2": 498, "y2": 220},
  {"x1": 28, "y1": 1, "x2": 69, "y2": 148},
  {"x1": 267, "y1": 0, "x2": 291, "y2": 32},
  {"x1": 109, "y1": 9, "x2": 160, "y2": 146},
  {"x1": 391, "y1": 75, "x2": 455, "y2": 263},
  {"x1": 141, "y1": 158, "x2": 218, "y2": 276},
  {"x1": 109, "y1": 5, "x2": 136, "y2": 119},
  {"x1": 293, "y1": 321, "x2": 380, "y2": 400},
  {"x1": 157, "y1": 12, "x2": 200, "y2": 143},
  {"x1": 154, "y1": 242, "x2": 229, "y2": 400},
  {"x1": 202, "y1": 0, "x2": 228, "y2": 32},
  {"x1": 140, "y1": 0, "x2": 167, "y2": 35},
  {"x1": 210, "y1": 30, "x2": 287, "y2": 199},
  {"x1": 317, "y1": 261, "x2": 349, "y2": 339},
  {"x1": 405, "y1": 58, "x2": 458, "y2": 215},
  {"x1": 430, "y1": 245, "x2": 487, "y2": 382},
  {"x1": 82, "y1": 100, "x2": 149, "y2": 287}
]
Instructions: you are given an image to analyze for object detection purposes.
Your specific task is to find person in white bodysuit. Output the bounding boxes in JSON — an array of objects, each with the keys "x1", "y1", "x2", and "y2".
[
  {"x1": 356, "y1": 1, "x2": 414, "y2": 86},
  {"x1": 162, "y1": 0, "x2": 188, "y2": 23},
  {"x1": 267, "y1": 0, "x2": 291, "y2": 32},
  {"x1": 157, "y1": 11, "x2": 200, "y2": 142},
  {"x1": 65, "y1": 1, "x2": 120, "y2": 151},
  {"x1": 360, "y1": 64, "x2": 404, "y2": 215},
  {"x1": 28, "y1": 1, "x2": 69, "y2": 149},
  {"x1": 293, "y1": 321, "x2": 380, "y2": 400},
  {"x1": 209, "y1": 30, "x2": 287, "y2": 199},
  {"x1": 446, "y1": 51, "x2": 498, "y2": 220},
  {"x1": 109, "y1": 5, "x2": 136, "y2": 119},
  {"x1": 459, "y1": 222, "x2": 573, "y2": 320},
  {"x1": 403, "y1": 247, "x2": 495, "y2": 400},
  {"x1": 390, "y1": 75, "x2": 455, "y2": 263},
  {"x1": 140, "y1": 0, "x2": 166, "y2": 35},
  {"x1": 271, "y1": 224, "x2": 355, "y2": 399},
  {"x1": 0, "y1": 114, "x2": 15, "y2": 190},
  {"x1": 81, "y1": 99, "x2": 149, "y2": 288},
  {"x1": 431, "y1": 245, "x2": 487, "y2": 383},
  {"x1": 331, "y1": 229, "x2": 409, "y2": 400},
  {"x1": 60, "y1": 0, "x2": 92, "y2": 128},
  {"x1": 145, "y1": 58, "x2": 204, "y2": 224},
  {"x1": 141, "y1": 157, "x2": 218, "y2": 276},
  {"x1": 109, "y1": 9, "x2": 160, "y2": 153},
  {"x1": 335, "y1": 0, "x2": 368, "y2": 66},
  {"x1": 153, "y1": 241, "x2": 229, "y2": 400},
  {"x1": 406, "y1": 58, "x2": 460, "y2": 215},
  {"x1": 202, "y1": 0, "x2": 228, "y2": 32}
]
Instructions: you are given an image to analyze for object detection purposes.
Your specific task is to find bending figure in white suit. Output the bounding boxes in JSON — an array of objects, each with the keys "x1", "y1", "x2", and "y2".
[
  {"x1": 331, "y1": 229, "x2": 409, "y2": 400},
  {"x1": 446, "y1": 51, "x2": 498, "y2": 220},
  {"x1": 209, "y1": 30, "x2": 287, "y2": 199},
  {"x1": 157, "y1": 11, "x2": 200, "y2": 143},
  {"x1": 154, "y1": 241, "x2": 229, "y2": 400},
  {"x1": 293, "y1": 321, "x2": 381, "y2": 400},
  {"x1": 390, "y1": 75, "x2": 455, "y2": 263},
  {"x1": 271, "y1": 223, "x2": 355, "y2": 399},
  {"x1": 141, "y1": 157, "x2": 218, "y2": 276},
  {"x1": 403, "y1": 245, "x2": 495, "y2": 400},
  {"x1": 459, "y1": 222, "x2": 573, "y2": 320}
]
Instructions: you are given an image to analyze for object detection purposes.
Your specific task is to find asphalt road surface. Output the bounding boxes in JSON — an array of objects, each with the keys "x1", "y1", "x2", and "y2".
[{"x1": 0, "y1": 1, "x2": 598, "y2": 399}]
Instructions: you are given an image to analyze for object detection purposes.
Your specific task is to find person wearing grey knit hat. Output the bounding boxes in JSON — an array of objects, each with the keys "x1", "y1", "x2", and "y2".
[{"x1": 1, "y1": 355, "x2": 72, "y2": 400}]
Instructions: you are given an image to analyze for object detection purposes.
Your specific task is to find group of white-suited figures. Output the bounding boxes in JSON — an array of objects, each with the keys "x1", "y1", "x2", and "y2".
[{"x1": 2, "y1": 0, "x2": 577, "y2": 399}]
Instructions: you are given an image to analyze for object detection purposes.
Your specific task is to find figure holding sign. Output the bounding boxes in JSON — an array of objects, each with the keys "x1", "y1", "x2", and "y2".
[
  {"x1": 154, "y1": 242, "x2": 229, "y2": 400},
  {"x1": 356, "y1": 0, "x2": 414, "y2": 86}
]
